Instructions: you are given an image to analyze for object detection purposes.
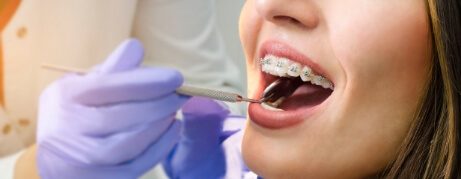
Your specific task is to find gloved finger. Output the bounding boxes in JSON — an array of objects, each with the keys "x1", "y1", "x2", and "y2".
[
  {"x1": 95, "y1": 38, "x2": 145, "y2": 74},
  {"x1": 181, "y1": 97, "x2": 230, "y2": 149},
  {"x1": 38, "y1": 120, "x2": 183, "y2": 179},
  {"x1": 67, "y1": 93, "x2": 189, "y2": 135},
  {"x1": 64, "y1": 116, "x2": 178, "y2": 165},
  {"x1": 167, "y1": 97, "x2": 230, "y2": 176},
  {"x1": 61, "y1": 67, "x2": 184, "y2": 105},
  {"x1": 128, "y1": 120, "x2": 182, "y2": 174},
  {"x1": 220, "y1": 115, "x2": 247, "y2": 143}
]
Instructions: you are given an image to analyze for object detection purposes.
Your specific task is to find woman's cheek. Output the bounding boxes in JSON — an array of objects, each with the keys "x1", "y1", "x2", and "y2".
[{"x1": 327, "y1": 2, "x2": 430, "y2": 94}]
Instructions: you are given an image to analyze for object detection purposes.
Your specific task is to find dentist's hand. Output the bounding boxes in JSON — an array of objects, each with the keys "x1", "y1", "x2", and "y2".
[
  {"x1": 36, "y1": 39, "x2": 188, "y2": 179},
  {"x1": 163, "y1": 97, "x2": 247, "y2": 179}
]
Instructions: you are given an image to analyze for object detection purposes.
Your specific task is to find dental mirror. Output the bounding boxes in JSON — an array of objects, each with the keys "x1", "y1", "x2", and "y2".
[{"x1": 261, "y1": 77, "x2": 304, "y2": 103}]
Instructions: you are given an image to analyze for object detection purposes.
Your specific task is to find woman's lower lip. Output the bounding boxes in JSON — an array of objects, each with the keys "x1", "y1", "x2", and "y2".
[{"x1": 248, "y1": 102, "x2": 318, "y2": 129}]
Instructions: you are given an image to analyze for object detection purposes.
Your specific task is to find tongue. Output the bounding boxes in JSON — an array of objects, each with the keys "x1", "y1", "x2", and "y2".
[{"x1": 279, "y1": 83, "x2": 332, "y2": 111}]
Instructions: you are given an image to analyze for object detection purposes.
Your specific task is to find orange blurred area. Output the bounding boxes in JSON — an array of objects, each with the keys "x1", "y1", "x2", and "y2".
[{"x1": 0, "y1": 0, "x2": 22, "y2": 106}]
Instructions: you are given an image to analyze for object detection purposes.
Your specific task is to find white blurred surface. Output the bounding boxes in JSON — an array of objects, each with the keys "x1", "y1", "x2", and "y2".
[{"x1": 216, "y1": 0, "x2": 247, "y2": 96}]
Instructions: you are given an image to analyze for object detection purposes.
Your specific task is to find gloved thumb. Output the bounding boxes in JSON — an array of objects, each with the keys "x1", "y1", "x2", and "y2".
[
  {"x1": 97, "y1": 38, "x2": 145, "y2": 74},
  {"x1": 181, "y1": 97, "x2": 230, "y2": 147},
  {"x1": 162, "y1": 97, "x2": 230, "y2": 178}
]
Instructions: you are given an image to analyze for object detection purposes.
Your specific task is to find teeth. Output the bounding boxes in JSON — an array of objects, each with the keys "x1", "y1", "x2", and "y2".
[
  {"x1": 312, "y1": 76, "x2": 324, "y2": 85},
  {"x1": 300, "y1": 66, "x2": 314, "y2": 82},
  {"x1": 322, "y1": 82, "x2": 333, "y2": 89},
  {"x1": 287, "y1": 62, "x2": 302, "y2": 77},
  {"x1": 275, "y1": 58, "x2": 289, "y2": 77},
  {"x1": 261, "y1": 102, "x2": 283, "y2": 111},
  {"x1": 261, "y1": 55, "x2": 274, "y2": 74},
  {"x1": 261, "y1": 55, "x2": 334, "y2": 90}
]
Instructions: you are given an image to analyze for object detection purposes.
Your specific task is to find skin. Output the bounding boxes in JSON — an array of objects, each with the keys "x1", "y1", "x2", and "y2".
[
  {"x1": 240, "y1": 0, "x2": 431, "y2": 178},
  {"x1": 15, "y1": 145, "x2": 39, "y2": 179}
]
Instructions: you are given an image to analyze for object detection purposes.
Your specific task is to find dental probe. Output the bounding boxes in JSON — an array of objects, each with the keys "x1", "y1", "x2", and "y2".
[{"x1": 41, "y1": 63, "x2": 262, "y2": 103}]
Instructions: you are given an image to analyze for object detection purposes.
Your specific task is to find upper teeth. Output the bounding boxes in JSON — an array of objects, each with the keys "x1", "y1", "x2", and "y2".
[{"x1": 260, "y1": 55, "x2": 333, "y2": 90}]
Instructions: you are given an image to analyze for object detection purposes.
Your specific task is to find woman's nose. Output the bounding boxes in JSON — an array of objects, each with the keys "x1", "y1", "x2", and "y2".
[{"x1": 255, "y1": 0, "x2": 319, "y2": 29}]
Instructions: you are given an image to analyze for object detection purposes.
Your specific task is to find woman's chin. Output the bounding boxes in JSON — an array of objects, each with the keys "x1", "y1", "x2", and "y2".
[{"x1": 241, "y1": 124, "x2": 390, "y2": 179}]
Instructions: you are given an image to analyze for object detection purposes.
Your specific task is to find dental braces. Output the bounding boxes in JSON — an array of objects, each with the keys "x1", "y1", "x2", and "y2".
[{"x1": 260, "y1": 56, "x2": 334, "y2": 89}]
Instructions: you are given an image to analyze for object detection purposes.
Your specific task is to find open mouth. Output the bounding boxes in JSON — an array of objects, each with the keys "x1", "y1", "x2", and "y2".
[
  {"x1": 248, "y1": 41, "x2": 334, "y2": 129},
  {"x1": 259, "y1": 54, "x2": 333, "y2": 111}
]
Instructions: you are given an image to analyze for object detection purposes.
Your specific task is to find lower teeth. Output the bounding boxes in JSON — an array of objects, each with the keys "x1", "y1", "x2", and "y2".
[
  {"x1": 267, "y1": 97, "x2": 285, "y2": 108},
  {"x1": 261, "y1": 102, "x2": 284, "y2": 111}
]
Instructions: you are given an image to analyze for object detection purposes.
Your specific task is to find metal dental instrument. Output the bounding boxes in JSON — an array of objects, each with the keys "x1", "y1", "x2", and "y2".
[
  {"x1": 41, "y1": 63, "x2": 262, "y2": 103},
  {"x1": 260, "y1": 77, "x2": 304, "y2": 104},
  {"x1": 175, "y1": 85, "x2": 261, "y2": 103}
]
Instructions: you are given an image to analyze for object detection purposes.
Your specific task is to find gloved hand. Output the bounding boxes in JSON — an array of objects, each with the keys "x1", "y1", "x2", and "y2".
[
  {"x1": 36, "y1": 39, "x2": 189, "y2": 179},
  {"x1": 163, "y1": 97, "x2": 247, "y2": 179}
]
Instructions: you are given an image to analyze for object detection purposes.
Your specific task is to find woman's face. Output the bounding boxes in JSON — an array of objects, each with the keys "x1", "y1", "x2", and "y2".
[{"x1": 240, "y1": 0, "x2": 431, "y2": 178}]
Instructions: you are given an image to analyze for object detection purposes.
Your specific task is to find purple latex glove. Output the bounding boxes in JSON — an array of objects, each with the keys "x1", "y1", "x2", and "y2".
[
  {"x1": 163, "y1": 97, "x2": 247, "y2": 179},
  {"x1": 36, "y1": 39, "x2": 189, "y2": 179}
]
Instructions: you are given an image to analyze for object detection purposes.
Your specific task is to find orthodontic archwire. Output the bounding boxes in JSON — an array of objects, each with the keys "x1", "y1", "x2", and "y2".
[{"x1": 40, "y1": 63, "x2": 262, "y2": 103}]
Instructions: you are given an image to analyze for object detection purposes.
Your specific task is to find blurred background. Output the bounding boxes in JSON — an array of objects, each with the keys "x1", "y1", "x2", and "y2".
[{"x1": 216, "y1": 0, "x2": 247, "y2": 95}]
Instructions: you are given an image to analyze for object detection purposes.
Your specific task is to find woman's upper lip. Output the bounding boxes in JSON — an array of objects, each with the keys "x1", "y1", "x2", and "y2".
[{"x1": 258, "y1": 40, "x2": 332, "y2": 83}]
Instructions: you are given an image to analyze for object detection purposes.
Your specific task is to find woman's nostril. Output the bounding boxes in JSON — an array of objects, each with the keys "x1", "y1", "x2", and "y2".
[{"x1": 273, "y1": 16, "x2": 304, "y2": 27}]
